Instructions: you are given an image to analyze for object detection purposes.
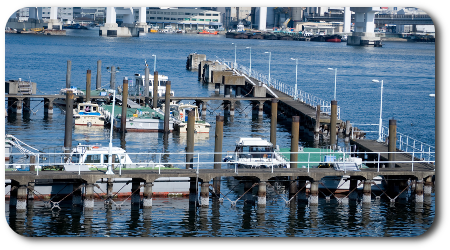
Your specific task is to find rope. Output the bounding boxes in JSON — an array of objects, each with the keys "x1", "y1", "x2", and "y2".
[{"x1": 231, "y1": 182, "x2": 258, "y2": 206}]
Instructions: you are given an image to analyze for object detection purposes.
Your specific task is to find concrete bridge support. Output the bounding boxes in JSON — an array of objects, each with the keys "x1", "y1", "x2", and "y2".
[
  {"x1": 100, "y1": 7, "x2": 140, "y2": 37},
  {"x1": 348, "y1": 7, "x2": 381, "y2": 46}
]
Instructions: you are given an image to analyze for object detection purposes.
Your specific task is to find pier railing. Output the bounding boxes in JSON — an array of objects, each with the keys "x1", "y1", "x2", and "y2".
[
  {"x1": 216, "y1": 58, "x2": 340, "y2": 119},
  {"x1": 6, "y1": 150, "x2": 435, "y2": 176}
]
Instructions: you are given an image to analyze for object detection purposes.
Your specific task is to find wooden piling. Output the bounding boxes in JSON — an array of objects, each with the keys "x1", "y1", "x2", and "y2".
[
  {"x1": 110, "y1": 66, "x2": 116, "y2": 90},
  {"x1": 270, "y1": 99, "x2": 278, "y2": 146},
  {"x1": 131, "y1": 179, "x2": 141, "y2": 206},
  {"x1": 213, "y1": 115, "x2": 224, "y2": 195},
  {"x1": 145, "y1": 66, "x2": 150, "y2": 106},
  {"x1": 64, "y1": 90, "x2": 74, "y2": 155},
  {"x1": 86, "y1": 69, "x2": 91, "y2": 102},
  {"x1": 66, "y1": 60, "x2": 71, "y2": 88},
  {"x1": 330, "y1": 100, "x2": 337, "y2": 148},
  {"x1": 186, "y1": 110, "x2": 195, "y2": 169},
  {"x1": 291, "y1": 116, "x2": 300, "y2": 169},
  {"x1": 388, "y1": 119, "x2": 397, "y2": 168},
  {"x1": 121, "y1": 78, "x2": 128, "y2": 134},
  {"x1": 153, "y1": 71, "x2": 158, "y2": 108},
  {"x1": 96, "y1": 60, "x2": 101, "y2": 90},
  {"x1": 164, "y1": 81, "x2": 171, "y2": 133}
]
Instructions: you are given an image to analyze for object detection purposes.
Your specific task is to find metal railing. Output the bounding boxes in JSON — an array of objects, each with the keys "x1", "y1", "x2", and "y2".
[{"x1": 5, "y1": 150, "x2": 435, "y2": 176}]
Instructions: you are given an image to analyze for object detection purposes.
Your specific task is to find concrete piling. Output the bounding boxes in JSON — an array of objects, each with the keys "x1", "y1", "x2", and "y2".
[
  {"x1": 153, "y1": 71, "x2": 159, "y2": 108},
  {"x1": 66, "y1": 60, "x2": 71, "y2": 88},
  {"x1": 121, "y1": 77, "x2": 128, "y2": 134},
  {"x1": 291, "y1": 116, "x2": 300, "y2": 169},
  {"x1": 200, "y1": 182, "x2": 209, "y2": 207},
  {"x1": 143, "y1": 182, "x2": 153, "y2": 208},
  {"x1": 424, "y1": 176, "x2": 433, "y2": 196},
  {"x1": 258, "y1": 101, "x2": 264, "y2": 117},
  {"x1": 230, "y1": 101, "x2": 235, "y2": 116},
  {"x1": 107, "y1": 178, "x2": 114, "y2": 201},
  {"x1": 110, "y1": 66, "x2": 116, "y2": 90},
  {"x1": 224, "y1": 85, "x2": 231, "y2": 98},
  {"x1": 64, "y1": 90, "x2": 74, "y2": 155},
  {"x1": 257, "y1": 181, "x2": 267, "y2": 206},
  {"x1": 330, "y1": 100, "x2": 338, "y2": 148},
  {"x1": 16, "y1": 185, "x2": 28, "y2": 211},
  {"x1": 215, "y1": 83, "x2": 220, "y2": 93},
  {"x1": 27, "y1": 182, "x2": 35, "y2": 200},
  {"x1": 16, "y1": 98, "x2": 22, "y2": 114},
  {"x1": 96, "y1": 60, "x2": 101, "y2": 90},
  {"x1": 289, "y1": 178, "x2": 298, "y2": 200},
  {"x1": 72, "y1": 183, "x2": 83, "y2": 207},
  {"x1": 362, "y1": 180, "x2": 372, "y2": 204},
  {"x1": 213, "y1": 115, "x2": 224, "y2": 195},
  {"x1": 415, "y1": 179, "x2": 424, "y2": 203},
  {"x1": 84, "y1": 183, "x2": 95, "y2": 210},
  {"x1": 270, "y1": 99, "x2": 278, "y2": 146},
  {"x1": 309, "y1": 181, "x2": 319, "y2": 205},
  {"x1": 186, "y1": 110, "x2": 195, "y2": 169},
  {"x1": 164, "y1": 81, "x2": 171, "y2": 133},
  {"x1": 131, "y1": 179, "x2": 141, "y2": 206},
  {"x1": 86, "y1": 69, "x2": 91, "y2": 102},
  {"x1": 44, "y1": 98, "x2": 54, "y2": 114},
  {"x1": 388, "y1": 119, "x2": 397, "y2": 168},
  {"x1": 144, "y1": 66, "x2": 150, "y2": 106}
]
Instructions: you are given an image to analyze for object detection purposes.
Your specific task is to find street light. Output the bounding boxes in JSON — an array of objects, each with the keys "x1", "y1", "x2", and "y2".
[
  {"x1": 372, "y1": 79, "x2": 384, "y2": 142},
  {"x1": 246, "y1": 47, "x2": 251, "y2": 76},
  {"x1": 328, "y1": 68, "x2": 337, "y2": 101},
  {"x1": 265, "y1": 51, "x2": 271, "y2": 85},
  {"x1": 152, "y1": 54, "x2": 156, "y2": 73},
  {"x1": 291, "y1": 58, "x2": 298, "y2": 100},
  {"x1": 231, "y1": 43, "x2": 237, "y2": 67}
]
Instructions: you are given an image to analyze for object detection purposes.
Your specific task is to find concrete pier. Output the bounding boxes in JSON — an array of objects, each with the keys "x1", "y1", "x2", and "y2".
[
  {"x1": 309, "y1": 181, "x2": 319, "y2": 205},
  {"x1": 257, "y1": 181, "x2": 267, "y2": 206},
  {"x1": 362, "y1": 180, "x2": 372, "y2": 204},
  {"x1": 143, "y1": 182, "x2": 153, "y2": 208},
  {"x1": 84, "y1": 183, "x2": 95, "y2": 210},
  {"x1": 200, "y1": 182, "x2": 209, "y2": 207}
]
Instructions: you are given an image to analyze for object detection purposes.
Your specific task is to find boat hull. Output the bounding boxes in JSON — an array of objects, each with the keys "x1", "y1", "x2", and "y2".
[{"x1": 114, "y1": 118, "x2": 174, "y2": 132}]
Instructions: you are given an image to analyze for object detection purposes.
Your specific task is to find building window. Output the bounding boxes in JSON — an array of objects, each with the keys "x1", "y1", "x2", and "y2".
[
  {"x1": 164, "y1": 17, "x2": 169, "y2": 20},
  {"x1": 213, "y1": 19, "x2": 218, "y2": 22},
  {"x1": 213, "y1": 14, "x2": 219, "y2": 16},
  {"x1": 199, "y1": 19, "x2": 204, "y2": 21},
  {"x1": 171, "y1": 12, "x2": 177, "y2": 15},
  {"x1": 157, "y1": 17, "x2": 162, "y2": 20},
  {"x1": 178, "y1": 12, "x2": 184, "y2": 15},
  {"x1": 178, "y1": 18, "x2": 183, "y2": 21},
  {"x1": 171, "y1": 18, "x2": 176, "y2": 20},
  {"x1": 206, "y1": 13, "x2": 211, "y2": 16},
  {"x1": 157, "y1": 11, "x2": 163, "y2": 14},
  {"x1": 205, "y1": 19, "x2": 211, "y2": 22},
  {"x1": 192, "y1": 18, "x2": 196, "y2": 21},
  {"x1": 149, "y1": 17, "x2": 155, "y2": 19},
  {"x1": 184, "y1": 18, "x2": 190, "y2": 21},
  {"x1": 198, "y1": 13, "x2": 204, "y2": 16}
]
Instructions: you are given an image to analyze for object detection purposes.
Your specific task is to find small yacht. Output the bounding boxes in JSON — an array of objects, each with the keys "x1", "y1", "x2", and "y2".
[{"x1": 73, "y1": 102, "x2": 106, "y2": 127}]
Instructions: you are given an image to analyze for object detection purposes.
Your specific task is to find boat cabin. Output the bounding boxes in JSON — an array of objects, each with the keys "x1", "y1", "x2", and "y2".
[
  {"x1": 133, "y1": 73, "x2": 174, "y2": 97},
  {"x1": 77, "y1": 103, "x2": 101, "y2": 115},
  {"x1": 70, "y1": 144, "x2": 133, "y2": 168},
  {"x1": 234, "y1": 138, "x2": 275, "y2": 159}
]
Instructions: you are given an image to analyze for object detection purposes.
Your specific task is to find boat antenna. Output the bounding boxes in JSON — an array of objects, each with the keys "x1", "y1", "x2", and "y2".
[{"x1": 106, "y1": 89, "x2": 116, "y2": 175}]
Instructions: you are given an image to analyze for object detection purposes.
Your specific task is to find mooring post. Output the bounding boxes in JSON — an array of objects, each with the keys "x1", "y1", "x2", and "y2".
[
  {"x1": 121, "y1": 77, "x2": 128, "y2": 134},
  {"x1": 64, "y1": 90, "x2": 74, "y2": 157},
  {"x1": 86, "y1": 69, "x2": 91, "y2": 103},
  {"x1": 66, "y1": 60, "x2": 71, "y2": 88},
  {"x1": 362, "y1": 180, "x2": 372, "y2": 204},
  {"x1": 213, "y1": 115, "x2": 224, "y2": 196},
  {"x1": 144, "y1": 66, "x2": 150, "y2": 106},
  {"x1": 315, "y1": 105, "x2": 321, "y2": 140},
  {"x1": 424, "y1": 176, "x2": 433, "y2": 196},
  {"x1": 96, "y1": 60, "x2": 101, "y2": 90},
  {"x1": 164, "y1": 81, "x2": 171, "y2": 133},
  {"x1": 29, "y1": 155, "x2": 36, "y2": 172},
  {"x1": 153, "y1": 71, "x2": 159, "y2": 108},
  {"x1": 270, "y1": 99, "x2": 278, "y2": 146},
  {"x1": 258, "y1": 101, "x2": 264, "y2": 117},
  {"x1": 415, "y1": 179, "x2": 424, "y2": 203},
  {"x1": 200, "y1": 181, "x2": 210, "y2": 207},
  {"x1": 143, "y1": 182, "x2": 153, "y2": 208},
  {"x1": 309, "y1": 180, "x2": 319, "y2": 205},
  {"x1": 110, "y1": 66, "x2": 116, "y2": 90},
  {"x1": 131, "y1": 178, "x2": 141, "y2": 206},
  {"x1": 257, "y1": 181, "x2": 267, "y2": 206},
  {"x1": 236, "y1": 86, "x2": 242, "y2": 98},
  {"x1": 84, "y1": 183, "x2": 95, "y2": 210},
  {"x1": 291, "y1": 116, "x2": 300, "y2": 169},
  {"x1": 186, "y1": 110, "x2": 195, "y2": 169},
  {"x1": 388, "y1": 119, "x2": 397, "y2": 168},
  {"x1": 23, "y1": 98, "x2": 31, "y2": 114},
  {"x1": 330, "y1": 100, "x2": 338, "y2": 148}
]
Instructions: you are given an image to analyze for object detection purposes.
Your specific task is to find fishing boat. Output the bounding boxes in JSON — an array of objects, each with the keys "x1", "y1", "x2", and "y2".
[
  {"x1": 163, "y1": 102, "x2": 210, "y2": 133},
  {"x1": 223, "y1": 137, "x2": 288, "y2": 169},
  {"x1": 133, "y1": 73, "x2": 174, "y2": 99},
  {"x1": 325, "y1": 34, "x2": 342, "y2": 43},
  {"x1": 54, "y1": 87, "x2": 85, "y2": 106},
  {"x1": 73, "y1": 102, "x2": 106, "y2": 126}
]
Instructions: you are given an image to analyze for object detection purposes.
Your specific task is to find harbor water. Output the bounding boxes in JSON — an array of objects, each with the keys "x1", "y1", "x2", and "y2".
[{"x1": 3, "y1": 29, "x2": 435, "y2": 237}]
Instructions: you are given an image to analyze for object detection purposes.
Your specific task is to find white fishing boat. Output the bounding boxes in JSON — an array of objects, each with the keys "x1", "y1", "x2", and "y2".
[
  {"x1": 73, "y1": 102, "x2": 106, "y2": 127},
  {"x1": 133, "y1": 73, "x2": 174, "y2": 99},
  {"x1": 223, "y1": 137, "x2": 288, "y2": 169},
  {"x1": 54, "y1": 86, "x2": 85, "y2": 106},
  {"x1": 163, "y1": 102, "x2": 210, "y2": 133}
]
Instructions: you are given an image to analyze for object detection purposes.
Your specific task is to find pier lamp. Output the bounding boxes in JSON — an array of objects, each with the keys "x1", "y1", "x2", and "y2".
[
  {"x1": 291, "y1": 58, "x2": 299, "y2": 100},
  {"x1": 246, "y1": 47, "x2": 251, "y2": 76},
  {"x1": 372, "y1": 79, "x2": 384, "y2": 142},
  {"x1": 152, "y1": 54, "x2": 156, "y2": 73},
  {"x1": 265, "y1": 52, "x2": 271, "y2": 85},
  {"x1": 231, "y1": 43, "x2": 237, "y2": 67},
  {"x1": 328, "y1": 68, "x2": 337, "y2": 101}
]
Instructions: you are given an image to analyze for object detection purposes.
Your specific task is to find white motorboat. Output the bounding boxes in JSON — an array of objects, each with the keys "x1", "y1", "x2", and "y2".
[
  {"x1": 163, "y1": 102, "x2": 210, "y2": 133},
  {"x1": 133, "y1": 73, "x2": 174, "y2": 99},
  {"x1": 54, "y1": 87, "x2": 85, "y2": 106},
  {"x1": 73, "y1": 102, "x2": 106, "y2": 127},
  {"x1": 223, "y1": 137, "x2": 288, "y2": 169}
]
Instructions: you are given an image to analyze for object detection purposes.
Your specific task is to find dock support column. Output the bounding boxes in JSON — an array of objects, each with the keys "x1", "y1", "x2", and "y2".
[
  {"x1": 27, "y1": 182, "x2": 35, "y2": 201},
  {"x1": 330, "y1": 100, "x2": 338, "y2": 148},
  {"x1": 257, "y1": 181, "x2": 267, "y2": 207},
  {"x1": 66, "y1": 60, "x2": 71, "y2": 88},
  {"x1": 424, "y1": 176, "x2": 433, "y2": 196},
  {"x1": 201, "y1": 101, "x2": 207, "y2": 119},
  {"x1": 16, "y1": 185, "x2": 28, "y2": 211},
  {"x1": 289, "y1": 178, "x2": 298, "y2": 200},
  {"x1": 164, "y1": 81, "x2": 171, "y2": 133},
  {"x1": 64, "y1": 91, "x2": 74, "y2": 156},
  {"x1": 106, "y1": 178, "x2": 114, "y2": 206},
  {"x1": 96, "y1": 60, "x2": 101, "y2": 90},
  {"x1": 309, "y1": 181, "x2": 319, "y2": 205},
  {"x1": 270, "y1": 99, "x2": 278, "y2": 146},
  {"x1": 200, "y1": 181, "x2": 209, "y2": 207},
  {"x1": 415, "y1": 179, "x2": 424, "y2": 203},
  {"x1": 314, "y1": 105, "x2": 321, "y2": 140},
  {"x1": 153, "y1": 71, "x2": 159, "y2": 108},
  {"x1": 236, "y1": 86, "x2": 242, "y2": 98},
  {"x1": 215, "y1": 83, "x2": 220, "y2": 93},
  {"x1": 143, "y1": 182, "x2": 153, "y2": 208},
  {"x1": 224, "y1": 85, "x2": 231, "y2": 98},
  {"x1": 186, "y1": 110, "x2": 195, "y2": 169},
  {"x1": 9, "y1": 181, "x2": 18, "y2": 208},
  {"x1": 349, "y1": 179, "x2": 358, "y2": 200},
  {"x1": 16, "y1": 98, "x2": 23, "y2": 114},
  {"x1": 297, "y1": 180, "x2": 308, "y2": 201},
  {"x1": 362, "y1": 180, "x2": 372, "y2": 204},
  {"x1": 230, "y1": 101, "x2": 235, "y2": 116},
  {"x1": 213, "y1": 115, "x2": 224, "y2": 196},
  {"x1": 86, "y1": 69, "x2": 91, "y2": 102},
  {"x1": 388, "y1": 119, "x2": 397, "y2": 168},
  {"x1": 84, "y1": 183, "x2": 95, "y2": 210},
  {"x1": 121, "y1": 77, "x2": 128, "y2": 134},
  {"x1": 131, "y1": 179, "x2": 141, "y2": 206},
  {"x1": 44, "y1": 98, "x2": 54, "y2": 114},
  {"x1": 72, "y1": 183, "x2": 83, "y2": 207},
  {"x1": 144, "y1": 66, "x2": 150, "y2": 106},
  {"x1": 291, "y1": 116, "x2": 299, "y2": 169}
]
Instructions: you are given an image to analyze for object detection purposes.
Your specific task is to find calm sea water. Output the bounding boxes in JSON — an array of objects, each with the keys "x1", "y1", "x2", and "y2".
[{"x1": 3, "y1": 29, "x2": 435, "y2": 237}]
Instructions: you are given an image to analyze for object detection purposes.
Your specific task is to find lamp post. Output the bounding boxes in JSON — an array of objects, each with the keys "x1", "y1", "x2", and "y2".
[
  {"x1": 265, "y1": 51, "x2": 271, "y2": 85},
  {"x1": 232, "y1": 43, "x2": 237, "y2": 67},
  {"x1": 246, "y1": 47, "x2": 251, "y2": 76},
  {"x1": 152, "y1": 54, "x2": 156, "y2": 73},
  {"x1": 328, "y1": 68, "x2": 337, "y2": 101},
  {"x1": 291, "y1": 58, "x2": 298, "y2": 100},
  {"x1": 372, "y1": 79, "x2": 384, "y2": 142}
]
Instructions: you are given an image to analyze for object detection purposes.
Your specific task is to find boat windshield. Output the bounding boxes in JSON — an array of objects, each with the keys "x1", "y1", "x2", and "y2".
[{"x1": 238, "y1": 146, "x2": 273, "y2": 158}]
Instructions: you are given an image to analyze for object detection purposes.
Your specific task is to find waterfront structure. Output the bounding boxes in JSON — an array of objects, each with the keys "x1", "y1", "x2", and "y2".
[{"x1": 146, "y1": 7, "x2": 222, "y2": 31}]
